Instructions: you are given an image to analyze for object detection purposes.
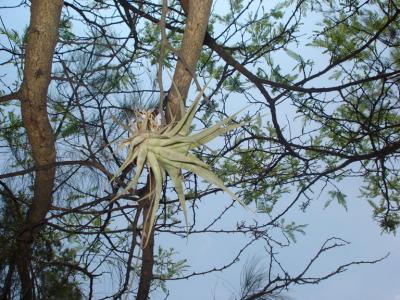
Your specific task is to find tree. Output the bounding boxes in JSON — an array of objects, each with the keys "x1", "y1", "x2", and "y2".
[{"x1": 0, "y1": 0, "x2": 399, "y2": 299}]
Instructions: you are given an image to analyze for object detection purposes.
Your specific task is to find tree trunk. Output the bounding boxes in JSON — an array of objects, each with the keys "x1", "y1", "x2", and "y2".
[
  {"x1": 136, "y1": 205, "x2": 155, "y2": 300},
  {"x1": 165, "y1": 0, "x2": 213, "y2": 122},
  {"x1": 16, "y1": 1, "x2": 63, "y2": 298},
  {"x1": 135, "y1": 1, "x2": 212, "y2": 299}
]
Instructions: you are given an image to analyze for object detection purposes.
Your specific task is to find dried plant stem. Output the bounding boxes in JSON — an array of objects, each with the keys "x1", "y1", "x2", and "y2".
[{"x1": 158, "y1": 0, "x2": 168, "y2": 125}]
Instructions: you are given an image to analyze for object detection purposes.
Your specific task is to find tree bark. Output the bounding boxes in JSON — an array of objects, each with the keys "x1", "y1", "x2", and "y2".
[
  {"x1": 136, "y1": 1, "x2": 212, "y2": 299},
  {"x1": 16, "y1": 1, "x2": 63, "y2": 298},
  {"x1": 136, "y1": 205, "x2": 155, "y2": 300},
  {"x1": 165, "y1": 0, "x2": 213, "y2": 122}
]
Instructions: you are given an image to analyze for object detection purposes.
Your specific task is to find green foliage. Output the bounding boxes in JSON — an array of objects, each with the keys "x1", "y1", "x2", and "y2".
[
  {"x1": 59, "y1": 17, "x2": 75, "y2": 41},
  {"x1": 224, "y1": 73, "x2": 244, "y2": 92},
  {"x1": 0, "y1": 25, "x2": 27, "y2": 49},
  {"x1": 155, "y1": 247, "x2": 188, "y2": 280},
  {"x1": 325, "y1": 190, "x2": 348, "y2": 211},
  {"x1": 154, "y1": 247, "x2": 188, "y2": 294},
  {"x1": 0, "y1": 193, "x2": 83, "y2": 299},
  {"x1": 61, "y1": 118, "x2": 80, "y2": 138},
  {"x1": 281, "y1": 220, "x2": 307, "y2": 243},
  {"x1": 35, "y1": 236, "x2": 83, "y2": 300}
]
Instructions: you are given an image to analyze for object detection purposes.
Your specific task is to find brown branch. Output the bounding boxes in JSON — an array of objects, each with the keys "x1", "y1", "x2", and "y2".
[
  {"x1": 0, "y1": 159, "x2": 112, "y2": 180},
  {"x1": 136, "y1": 205, "x2": 154, "y2": 300},
  {"x1": 117, "y1": 2, "x2": 400, "y2": 95},
  {"x1": 0, "y1": 90, "x2": 21, "y2": 103},
  {"x1": 157, "y1": 0, "x2": 168, "y2": 124},
  {"x1": 241, "y1": 237, "x2": 387, "y2": 300},
  {"x1": 0, "y1": 256, "x2": 15, "y2": 300}
]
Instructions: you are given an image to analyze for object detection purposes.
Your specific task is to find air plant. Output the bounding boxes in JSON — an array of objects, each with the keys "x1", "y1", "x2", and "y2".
[{"x1": 111, "y1": 87, "x2": 246, "y2": 246}]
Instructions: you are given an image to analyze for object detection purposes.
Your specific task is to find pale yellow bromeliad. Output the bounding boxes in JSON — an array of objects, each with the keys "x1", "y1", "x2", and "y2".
[{"x1": 111, "y1": 88, "x2": 245, "y2": 246}]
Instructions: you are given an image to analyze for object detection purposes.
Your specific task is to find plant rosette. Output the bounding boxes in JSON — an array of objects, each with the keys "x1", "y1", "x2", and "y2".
[{"x1": 111, "y1": 88, "x2": 246, "y2": 246}]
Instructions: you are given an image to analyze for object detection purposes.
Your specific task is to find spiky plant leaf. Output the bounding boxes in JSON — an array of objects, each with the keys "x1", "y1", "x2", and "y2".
[
  {"x1": 111, "y1": 89, "x2": 246, "y2": 247},
  {"x1": 161, "y1": 162, "x2": 188, "y2": 226}
]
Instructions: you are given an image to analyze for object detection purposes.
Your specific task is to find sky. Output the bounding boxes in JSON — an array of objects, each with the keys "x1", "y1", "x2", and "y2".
[
  {"x1": 0, "y1": 1, "x2": 399, "y2": 300},
  {"x1": 160, "y1": 179, "x2": 400, "y2": 300}
]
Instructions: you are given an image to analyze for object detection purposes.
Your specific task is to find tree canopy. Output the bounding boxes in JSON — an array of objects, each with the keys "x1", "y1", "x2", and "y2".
[{"x1": 0, "y1": 0, "x2": 399, "y2": 299}]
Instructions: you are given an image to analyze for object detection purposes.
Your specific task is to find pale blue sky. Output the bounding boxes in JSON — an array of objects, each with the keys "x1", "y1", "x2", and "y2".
[{"x1": 160, "y1": 179, "x2": 400, "y2": 300}]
